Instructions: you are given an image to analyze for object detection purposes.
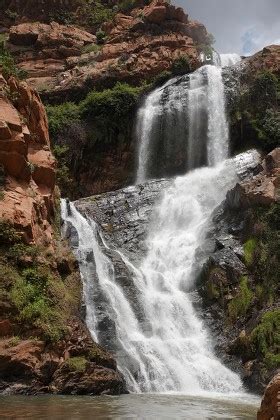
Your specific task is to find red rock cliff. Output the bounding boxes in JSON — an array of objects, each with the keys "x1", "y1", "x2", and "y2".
[
  {"x1": 0, "y1": 74, "x2": 56, "y2": 245},
  {"x1": 4, "y1": 0, "x2": 210, "y2": 99}
]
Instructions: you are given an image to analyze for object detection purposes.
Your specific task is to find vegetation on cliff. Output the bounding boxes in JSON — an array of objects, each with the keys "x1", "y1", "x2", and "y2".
[
  {"x1": 231, "y1": 70, "x2": 280, "y2": 153},
  {"x1": 1, "y1": 0, "x2": 147, "y2": 30},
  {"x1": 0, "y1": 219, "x2": 80, "y2": 342},
  {"x1": 0, "y1": 40, "x2": 26, "y2": 80},
  {"x1": 231, "y1": 203, "x2": 280, "y2": 379},
  {"x1": 47, "y1": 82, "x2": 144, "y2": 197},
  {"x1": 201, "y1": 193, "x2": 280, "y2": 391}
]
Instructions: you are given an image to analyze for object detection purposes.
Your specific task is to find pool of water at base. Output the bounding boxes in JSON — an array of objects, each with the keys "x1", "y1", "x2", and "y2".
[{"x1": 0, "y1": 393, "x2": 260, "y2": 419}]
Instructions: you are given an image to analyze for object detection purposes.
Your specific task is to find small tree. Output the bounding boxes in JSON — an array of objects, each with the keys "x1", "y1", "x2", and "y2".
[{"x1": 171, "y1": 55, "x2": 191, "y2": 76}]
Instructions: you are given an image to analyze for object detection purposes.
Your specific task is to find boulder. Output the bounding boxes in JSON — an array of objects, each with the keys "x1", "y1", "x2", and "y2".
[
  {"x1": 0, "y1": 339, "x2": 45, "y2": 379},
  {"x1": 0, "y1": 319, "x2": 126, "y2": 395},
  {"x1": 144, "y1": 6, "x2": 167, "y2": 24},
  {"x1": 226, "y1": 148, "x2": 280, "y2": 209},
  {"x1": 257, "y1": 373, "x2": 280, "y2": 420},
  {"x1": 264, "y1": 148, "x2": 280, "y2": 173}
]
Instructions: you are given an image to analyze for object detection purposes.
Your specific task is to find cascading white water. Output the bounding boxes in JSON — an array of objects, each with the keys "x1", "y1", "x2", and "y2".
[
  {"x1": 220, "y1": 53, "x2": 241, "y2": 67},
  {"x1": 62, "y1": 153, "x2": 255, "y2": 394},
  {"x1": 62, "y1": 58, "x2": 254, "y2": 395},
  {"x1": 187, "y1": 65, "x2": 229, "y2": 169},
  {"x1": 136, "y1": 76, "x2": 190, "y2": 183},
  {"x1": 135, "y1": 87, "x2": 165, "y2": 184},
  {"x1": 136, "y1": 62, "x2": 230, "y2": 182},
  {"x1": 206, "y1": 65, "x2": 229, "y2": 165}
]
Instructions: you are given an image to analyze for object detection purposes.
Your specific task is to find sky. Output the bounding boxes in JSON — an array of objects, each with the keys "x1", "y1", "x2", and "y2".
[{"x1": 175, "y1": 0, "x2": 280, "y2": 55}]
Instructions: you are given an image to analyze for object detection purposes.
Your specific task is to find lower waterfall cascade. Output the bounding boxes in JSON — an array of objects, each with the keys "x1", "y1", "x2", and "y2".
[{"x1": 62, "y1": 57, "x2": 257, "y2": 395}]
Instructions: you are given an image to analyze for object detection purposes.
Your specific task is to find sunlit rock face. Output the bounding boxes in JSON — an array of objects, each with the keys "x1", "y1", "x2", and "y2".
[
  {"x1": 257, "y1": 373, "x2": 280, "y2": 420},
  {"x1": 0, "y1": 74, "x2": 56, "y2": 245},
  {"x1": 4, "y1": 0, "x2": 210, "y2": 99}
]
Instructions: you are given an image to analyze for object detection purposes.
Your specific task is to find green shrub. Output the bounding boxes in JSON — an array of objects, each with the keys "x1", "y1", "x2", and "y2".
[
  {"x1": 152, "y1": 71, "x2": 172, "y2": 88},
  {"x1": 48, "y1": 10, "x2": 73, "y2": 24},
  {"x1": 81, "y1": 82, "x2": 142, "y2": 130},
  {"x1": 7, "y1": 243, "x2": 38, "y2": 264},
  {"x1": 171, "y1": 55, "x2": 191, "y2": 76},
  {"x1": 96, "y1": 29, "x2": 107, "y2": 45},
  {"x1": 0, "y1": 264, "x2": 21, "y2": 302},
  {"x1": 86, "y1": 2, "x2": 114, "y2": 27},
  {"x1": 82, "y1": 43, "x2": 100, "y2": 54},
  {"x1": 10, "y1": 268, "x2": 66, "y2": 342},
  {"x1": 65, "y1": 356, "x2": 87, "y2": 372},
  {"x1": 207, "y1": 33, "x2": 216, "y2": 46},
  {"x1": 118, "y1": 0, "x2": 137, "y2": 12},
  {"x1": 247, "y1": 204, "x2": 280, "y2": 303},
  {"x1": 255, "y1": 109, "x2": 280, "y2": 149},
  {"x1": 266, "y1": 203, "x2": 280, "y2": 230},
  {"x1": 0, "y1": 221, "x2": 22, "y2": 245},
  {"x1": 228, "y1": 276, "x2": 253, "y2": 320},
  {"x1": 0, "y1": 34, "x2": 7, "y2": 44},
  {"x1": 251, "y1": 310, "x2": 280, "y2": 357},
  {"x1": 0, "y1": 42, "x2": 26, "y2": 80},
  {"x1": 5, "y1": 9, "x2": 19, "y2": 21},
  {"x1": 7, "y1": 336, "x2": 21, "y2": 347},
  {"x1": 251, "y1": 71, "x2": 278, "y2": 110},
  {"x1": 46, "y1": 102, "x2": 81, "y2": 137},
  {"x1": 243, "y1": 238, "x2": 257, "y2": 266},
  {"x1": 264, "y1": 353, "x2": 280, "y2": 370}
]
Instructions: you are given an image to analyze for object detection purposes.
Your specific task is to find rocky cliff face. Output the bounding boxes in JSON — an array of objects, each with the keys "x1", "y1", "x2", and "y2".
[
  {"x1": 227, "y1": 45, "x2": 280, "y2": 155},
  {"x1": 0, "y1": 76, "x2": 126, "y2": 395},
  {"x1": 201, "y1": 148, "x2": 280, "y2": 393},
  {"x1": 3, "y1": 0, "x2": 209, "y2": 100},
  {"x1": 0, "y1": 74, "x2": 56, "y2": 245}
]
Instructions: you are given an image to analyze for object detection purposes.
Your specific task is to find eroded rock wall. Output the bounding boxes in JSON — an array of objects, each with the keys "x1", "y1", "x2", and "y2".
[
  {"x1": 200, "y1": 148, "x2": 280, "y2": 393},
  {"x1": 0, "y1": 75, "x2": 126, "y2": 395},
  {"x1": 0, "y1": 74, "x2": 56, "y2": 245},
  {"x1": 3, "y1": 0, "x2": 209, "y2": 99}
]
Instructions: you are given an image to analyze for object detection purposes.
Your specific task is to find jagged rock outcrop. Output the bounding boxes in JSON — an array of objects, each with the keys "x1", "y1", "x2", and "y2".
[
  {"x1": 74, "y1": 178, "x2": 170, "y2": 260},
  {"x1": 228, "y1": 45, "x2": 280, "y2": 155},
  {"x1": 227, "y1": 148, "x2": 280, "y2": 209},
  {"x1": 4, "y1": 0, "x2": 209, "y2": 99},
  {"x1": 257, "y1": 373, "x2": 280, "y2": 420},
  {"x1": 244, "y1": 45, "x2": 280, "y2": 78},
  {"x1": 0, "y1": 319, "x2": 126, "y2": 395},
  {"x1": 200, "y1": 148, "x2": 280, "y2": 392},
  {"x1": 7, "y1": 22, "x2": 96, "y2": 94},
  {"x1": 0, "y1": 74, "x2": 56, "y2": 245},
  {"x1": 0, "y1": 74, "x2": 126, "y2": 396}
]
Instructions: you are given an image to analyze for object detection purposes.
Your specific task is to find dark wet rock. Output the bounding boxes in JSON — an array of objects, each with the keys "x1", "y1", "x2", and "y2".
[{"x1": 75, "y1": 178, "x2": 170, "y2": 261}]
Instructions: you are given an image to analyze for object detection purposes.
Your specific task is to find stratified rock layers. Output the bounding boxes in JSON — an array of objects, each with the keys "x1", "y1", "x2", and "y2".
[
  {"x1": 0, "y1": 74, "x2": 56, "y2": 245},
  {"x1": 5, "y1": 0, "x2": 210, "y2": 99}
]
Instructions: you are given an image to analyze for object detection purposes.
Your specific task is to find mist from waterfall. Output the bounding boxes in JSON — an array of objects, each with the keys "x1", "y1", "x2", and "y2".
[
  {"x1": 220, "y1": 53, "x2": 241, "y2": 67},
  {"x1": 61, "y1": 57, "x2": 254, "y2": 395}
]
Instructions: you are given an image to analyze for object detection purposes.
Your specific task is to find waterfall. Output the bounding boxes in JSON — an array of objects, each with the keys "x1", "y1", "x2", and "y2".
[
  {"x1": 136, "y1": 63, "x2": 230, "y2": 183},
  {"x1": 220, "y1": 53, "x2": 241, "y2": 67},
  {"x1": 61, "y1": 58, "x2": 255, "y2": 395},
  {"x1": 135, "y1": 76, "x2": 189, "y2": 183},
  {"x1": 62, "y1": 153, "x2": 257, "y2": 394}
]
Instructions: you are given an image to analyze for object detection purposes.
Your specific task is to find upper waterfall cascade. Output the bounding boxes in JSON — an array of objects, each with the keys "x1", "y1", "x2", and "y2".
[
  {"x1": 136, "y1": 54, "x2": 237, "y2": 183},
  {"x1": 220, "y1": 53, "x2": 241, "y2": 67},
  {"x1": 62, "y1": 57, "x2": 256, "y2": 395}
]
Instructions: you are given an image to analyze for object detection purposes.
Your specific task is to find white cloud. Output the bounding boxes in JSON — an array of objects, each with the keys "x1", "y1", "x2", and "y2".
[{"x1": 175, "y1": 0, "x2": 280, "y2": 55}]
